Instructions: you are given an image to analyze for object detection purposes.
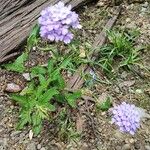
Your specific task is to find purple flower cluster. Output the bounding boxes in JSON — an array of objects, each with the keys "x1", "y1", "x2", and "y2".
[
  {"x1": 38, "y1": 1, "x2": 82, "y2": 44},
  {"x1": 111, "y1": 102, "x2": 141, "y2": 135}
]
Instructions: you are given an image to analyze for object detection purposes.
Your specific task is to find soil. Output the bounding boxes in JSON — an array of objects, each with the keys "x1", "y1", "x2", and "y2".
[{"x1": 0, "y1": 1, "x2": 150, "y2": 150}]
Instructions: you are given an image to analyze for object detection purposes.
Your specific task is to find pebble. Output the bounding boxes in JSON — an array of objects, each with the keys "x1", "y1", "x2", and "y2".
[
  {"x1": 26, "y1": 142, "x2": 36, "y2": 150},
  {"x1": 0, "y1": 138, "x2": 8, "y2": 148},
  {"x1": 5, "y1": 83, "x2": 22, "y2": 93},
  {"x1": 10, "y1": 131, "x2": 21, "y2": 137},
  {"x1": 122, "y1": 144, "x2": 131, "y2": 150},
  {"x1": 141, "y1": 7, "x2": 147, "y2": 13},
  {"x1": 145, "y1": 145, "x2": 150, "y2": 150},
  {"x1": 126, "y1": 18, "x2": 131, "y2": 23},
  {"x1": 22, "y1": 73, "x2": 31, "y2": 81},
  {"x1": 37, "y1": 144, "x2": 42, "y2": 149},
  {"x1": 40, "y1": 147, "x2": 46, "y2": 150},
  {"x1": 142, "y1": 2, "x2": 149, "y2": 8},
  {"x1": 129, "y1": 138, "x2": 135, "y2": 144}
]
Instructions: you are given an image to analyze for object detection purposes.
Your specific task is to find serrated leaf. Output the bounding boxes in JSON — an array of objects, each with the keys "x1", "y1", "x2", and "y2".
[
  {"x1": 65, "y1": 91, "x2": 81, "y2": 108},
  {"x1": 31, "y1": 66, "x2": 46, "y2": 77},
  {"x1": 3, "y1": 53, "x2": 27, "y2": 73},
  {"x1": 36, "y1": 86, "x2": 45, "y2": 99},
  {"x1": 50, "y1": 70, "x2": 60, "y2": 81},
  {"x1": 47, "y1": 59, "x2": 55, "y2": 74},
  {"x1": 15, "y1": 53, "x2": 28, "y2": 64},
  {"x1": 38, "y1": 74, "x2": 47, "y2": 87},
  {"x1": 57, "y1": 74, "x2": 65, "y2": 89},
  {"x1": 59, "y1": 57, "x2": 71, "y2": 69},
  {"x1": 20, "y1": 84, "x2": 34, "y2": 95},
  {"x1": 10, "y1": 94, "x2": 28, "y2": 106},
  {"x1": 17, "y1": 110, "x2": 32, "y2": 129},
  {"x1": 32, "y1": 113, "x2": 42, "y2": 126},
  {"x1": 40, "y1": 88, "x2": 59, "y2": 103}
]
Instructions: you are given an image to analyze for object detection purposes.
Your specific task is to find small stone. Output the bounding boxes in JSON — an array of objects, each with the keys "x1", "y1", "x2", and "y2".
[
  {"x1": 141, "y1": 7, "x2": 147, "y2": 13},
  {"x1": 142, "y1": 2, "x2": 149, "y2": 8},
  {"x1": 5, "y1": 83, "x2": 22, "y2": 93},
  {"x1": 37, "y1": 144, "x2": 42, "y2": 149},
  {"x1": 129, "y1": 138, "x2": 135, "y2": 144},
  {"x1": 0, "y1": 138, "x2": 8, "y2": 148},
  {"x1": 135, "y1": 89, "x2": 143, "y2": 94},
  {"x1": 145, "y1": 145, "x2": 150, "y2": 150},
  {"x1": 22, "y1": 73, "x2": 31, "y2": 81},
  {"x1": 126, "y1": 18, "x2": 131, "y2": 23},
  {"x1": 10, "y1": 131, "x2": 21, "y2": 137},
  {"x1": 97, "y1": 2, "x2": 105, "y2": 7},
  {"x1": 122, "y1": 144, "x2": 131, "y2": 150},
  {"x1": 40, "y1": 147, "x2": 46, "y2": 150},
  {"x1": 26, "y1": 142, "x2": 36, "y2": 150}
]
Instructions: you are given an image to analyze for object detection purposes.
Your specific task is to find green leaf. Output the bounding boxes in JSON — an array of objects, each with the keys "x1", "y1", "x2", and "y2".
[
  {"x1": 40, "y1": 88, "x2": 59, "y2": 103},
  {"x1": 38, "y1": 74, "x2": 47, "y2": 87},
  {"x1": 54, "y1": 94, "x2": 65, "y2": 103},
  {"x1": 17, "y1": 110, "x2": 32, "y2": 129},
  {"x1": 57, "y1": 74, "x2": 65, "y2": 89},
  {"x1": 3, "y1": 53, "x2": 28, "y2": 73},
  {"x1": 27, "y1": 24, "x2": 40, "y2": 49},
  {"x1": 59, "y1": 57, "x2": 71, "y2": 69},
  {"x1": 65, "y1": 91, "x2": 81, "y2": 108},
  {"x1": 50, "y1": 70, "x2": 60, "y2": 81},
  {"x1": 15, "y1": 53, "x2": 28, "y2": 64},
  {"x1": 47, "y1": 59, "x2": 55, "y2": 74},
  {"x1": 36, "y1": 86, "x2": 45, "y2": 99},
  {"x1": 32, "y1": 113, "x2": 42, "y2": 127},
  {"x1": 98, "y1": 97, "x2": 112, "y2": 111},
  {"x1": 31, "y1": 66, "x2": 46, "y2": 77},
  {"x1": 47, "y1": 103, "x2": 56, "y2": 112},
  {"x1": 20, "y1": 83, "x2": 34, "y2": 95},
  {"x1": 33, "y1": 124, "x2": 42, "y2": 135},
  {"x1": 10, "y1": 94, "x2": 28, "y2": 106}
]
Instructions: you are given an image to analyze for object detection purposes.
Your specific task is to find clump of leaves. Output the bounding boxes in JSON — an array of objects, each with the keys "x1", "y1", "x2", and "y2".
[
  {"x1": 10, "y1": 58, "x2": 81, "y2": 135},
  {"x1": 96, "y1": 29, "x2": 141, "y2": 76}
]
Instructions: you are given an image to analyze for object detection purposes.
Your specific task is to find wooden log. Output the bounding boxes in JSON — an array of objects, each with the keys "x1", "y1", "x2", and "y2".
[
  {"x1": 67, "y1": 6, "x2": 121, "y2": 90},
  {"x1": 0, "y1": 0, "x2": 93, "y2": 63}
]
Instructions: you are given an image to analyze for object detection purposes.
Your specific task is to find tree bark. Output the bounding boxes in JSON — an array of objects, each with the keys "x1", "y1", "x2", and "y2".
[{"x1": 0, "y1": 0, "x2": 93, "y2": 63}]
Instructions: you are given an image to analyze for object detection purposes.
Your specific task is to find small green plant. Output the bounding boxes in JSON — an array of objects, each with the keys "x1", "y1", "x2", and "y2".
[
  {"x1": 96, "y1": 29, "x2": 141, "y2": 76},
  {"x1": 96, "y1": 96, "x2": 112, "y2": 111},
  {"x1": 10, "y1": 58, "x2": 81, "y2": 135}
]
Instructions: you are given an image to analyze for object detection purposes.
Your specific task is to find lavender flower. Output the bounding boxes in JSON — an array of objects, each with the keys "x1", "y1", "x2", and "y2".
[
  {"x1": 38, "y1": 1, "x2": 82, "y2": 44},
  {"x1": 111, "y1": 102, "x2": 142, "y2": 135}
]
